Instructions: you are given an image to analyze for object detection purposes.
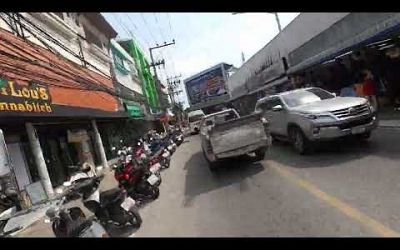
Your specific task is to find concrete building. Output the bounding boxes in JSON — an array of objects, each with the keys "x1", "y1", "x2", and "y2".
[
  {"x1": 226, "y1": 13, "x2": 400, "y2": 115},
  {"x1": 0, "y1": 12, "x2": 123, "y2": 209}
]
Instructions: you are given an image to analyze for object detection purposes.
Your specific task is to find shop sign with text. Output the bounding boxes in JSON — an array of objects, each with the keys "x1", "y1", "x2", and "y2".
[{"x1": 0, "y1": 79, "x2": 52, "y2": 114}]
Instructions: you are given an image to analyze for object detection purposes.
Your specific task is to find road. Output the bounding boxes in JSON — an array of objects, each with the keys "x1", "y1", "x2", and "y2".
[{"x1": 134, "y1": 127, "x2": 400, "y2": 237}]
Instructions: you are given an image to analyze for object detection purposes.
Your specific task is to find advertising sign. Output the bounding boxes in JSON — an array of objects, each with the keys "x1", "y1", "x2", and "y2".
[
  {"x1": 185, "y1": 65, "x2": 228, "y2": 106},
  {"x1": 0, "y1": 80, "x2": 52, "y2": 114}
]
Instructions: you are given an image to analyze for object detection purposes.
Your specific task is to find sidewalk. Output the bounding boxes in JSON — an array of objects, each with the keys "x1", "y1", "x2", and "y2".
[{"x1": 378, "y1": 107, "x2": 400, "y2": 128}]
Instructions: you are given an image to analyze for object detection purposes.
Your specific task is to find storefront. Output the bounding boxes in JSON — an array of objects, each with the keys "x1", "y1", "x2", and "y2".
[
  {"x1": 286, "y1": 13, "x2": 400, "y2": 112},
  {"x1": 0, "y1": 28, "x2": 125, "y2": 208}
]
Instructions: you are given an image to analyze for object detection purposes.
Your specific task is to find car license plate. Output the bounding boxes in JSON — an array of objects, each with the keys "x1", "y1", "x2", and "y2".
[
  {"x1": 147, "y1": 174, "x2": 159, "y2": 185},
  {"x1": 150, "y1": 163, "x2": 161, "y2": 173},
  {"x1": 351, "y1": 126, "x2": 366, "y2": 134},
  {"x1": 120, "y1": 197, "x2": 136, "y2": 211}
]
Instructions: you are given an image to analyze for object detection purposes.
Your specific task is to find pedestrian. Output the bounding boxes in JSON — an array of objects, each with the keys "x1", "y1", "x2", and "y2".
[{"x1": 362, "y1": 69, "x2": 378, "y2": 111}]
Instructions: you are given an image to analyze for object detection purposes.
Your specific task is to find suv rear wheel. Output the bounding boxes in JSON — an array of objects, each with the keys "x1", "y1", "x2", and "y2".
[{"x1": 289, "y1": 126, "x2": 312, "y2": 155}]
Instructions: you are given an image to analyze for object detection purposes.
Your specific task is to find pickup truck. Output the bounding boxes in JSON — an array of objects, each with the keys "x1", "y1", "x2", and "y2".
[
  {"x1": 199, "y1": 109, "x2": 271, "y2": 170},
  {"x1": 254, "y1": 87, "x2": 378, "y2": 154}
]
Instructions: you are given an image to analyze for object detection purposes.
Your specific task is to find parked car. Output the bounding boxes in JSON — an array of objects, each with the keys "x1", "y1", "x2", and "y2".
[
  {"x1": 254, "y1": 87, "x2": 378, "y2": 154},
  {"x1": 200, "y1": 108, "x2": 271, "y2": 171}
]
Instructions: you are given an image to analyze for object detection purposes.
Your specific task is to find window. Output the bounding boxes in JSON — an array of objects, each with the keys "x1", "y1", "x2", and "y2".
[
  {"x1": 257, "y1": 98, "x2": 282, "y2": 112},
  {"x1": 53, "y1": 12, "x2": 64, "y2": 20},
  {"x1": 113, "y1": 53, "x2": 130, "y2": 75},
  {"x1": 267, "y1": 98, "x2": 283, "y2": 110}
]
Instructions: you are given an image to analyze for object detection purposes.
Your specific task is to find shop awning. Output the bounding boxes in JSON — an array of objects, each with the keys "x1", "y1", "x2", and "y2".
[{"x1": 288, "y1": 15, "x2": 400, "y2": 75}]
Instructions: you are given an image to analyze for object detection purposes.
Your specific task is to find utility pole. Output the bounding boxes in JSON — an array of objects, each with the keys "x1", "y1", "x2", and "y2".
[
  {"x1": 167, "y1": 75, "x2": 183, "y2": 124},
  {"x1": 149, "y1": 40, "x2": 175, "y2": 80},
  {"x1": 148, "y1": 40, "x2": 176, "y2": 113},
  {"x1": 272, "y1": 12, "x2": 282, "y2": 32},
  {"x1": 167, "y1": 75, "x2": 183, "y2": 106}
]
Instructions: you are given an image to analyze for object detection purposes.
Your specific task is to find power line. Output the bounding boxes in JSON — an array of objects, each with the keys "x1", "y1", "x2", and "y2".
[
  {"x1": 139, "y1": 13, "x2": 171, "y2": 79},
  {"x1": 140, "y1": 13, "x2": 158, "y2": 45},
  {"x1": 113, "y1": 13, "x2": 147, "y2": 53},
  {"x1": 0, "y1": 16, "x2": 128, "y2": 100},
  {"x1": 125, "y1": 14, "x2": 152, "y2": 50},
  {"x1": 153, "y1": 13, "x2": 167, "y2": 43},
  {"x1": 11, "y1": 13, "x2": 112, "y2": 79}
]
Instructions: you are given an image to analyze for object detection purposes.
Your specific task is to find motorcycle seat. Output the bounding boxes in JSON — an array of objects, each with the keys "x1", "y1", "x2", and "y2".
[
  {"x1": 70, "y1": 219, "x2": 93, "y2": 237},
  {"x1": 100, "y1": 188, "x2": 124, "y2": 207}
]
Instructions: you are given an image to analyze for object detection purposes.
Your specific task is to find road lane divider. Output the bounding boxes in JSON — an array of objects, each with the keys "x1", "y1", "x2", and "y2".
[{"x1": 269, "y1": 163, "x2": 400, "y2": 237}]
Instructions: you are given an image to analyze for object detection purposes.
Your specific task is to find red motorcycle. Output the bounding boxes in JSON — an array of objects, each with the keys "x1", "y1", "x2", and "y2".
[{"x1": 113, "y1": 149, "x2": 160, "y2": 203}]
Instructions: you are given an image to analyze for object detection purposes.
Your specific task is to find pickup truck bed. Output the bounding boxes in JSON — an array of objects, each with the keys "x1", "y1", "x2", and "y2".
[{"x1": 209, "y1": 113, "x2": 269, "y2": 159}]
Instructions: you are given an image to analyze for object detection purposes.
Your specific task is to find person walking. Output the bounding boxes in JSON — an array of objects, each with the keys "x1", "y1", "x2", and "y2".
[{"x1": 362, "y1": 69, "x2": 378, "y2": 111}]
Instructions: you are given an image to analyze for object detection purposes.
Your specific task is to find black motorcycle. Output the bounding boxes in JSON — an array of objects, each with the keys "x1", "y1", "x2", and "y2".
[{"x1": 67, "y1": 172, "x2": 142, "y2": 237}]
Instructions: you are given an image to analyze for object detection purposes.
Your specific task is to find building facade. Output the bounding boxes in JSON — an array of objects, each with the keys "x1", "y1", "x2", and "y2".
[
  {"x1": 0, "y1": 12, "x2": 126, "y2": 208},
  {"x1": 118, "y1": 39, "x2": 160, "y2": 114}
]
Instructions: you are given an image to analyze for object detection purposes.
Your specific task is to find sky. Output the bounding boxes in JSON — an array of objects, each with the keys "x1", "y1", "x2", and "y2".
[{"x1": 103, "y1": 12, "x2": 300, "y2": 108}]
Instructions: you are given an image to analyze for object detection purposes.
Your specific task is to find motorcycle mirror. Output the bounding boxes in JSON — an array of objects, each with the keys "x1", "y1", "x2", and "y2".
[{"x1": 63, "y1": 181, "x2": 72, "y2": 187}]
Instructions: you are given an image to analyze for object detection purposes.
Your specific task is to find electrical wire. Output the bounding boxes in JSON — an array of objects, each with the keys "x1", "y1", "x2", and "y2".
[
  {"x1": 12, "y1": 13, "x2": 112, "y2": 79},
  {"x1": 0, "y1": 13, "x2": 146, "y2": 105},
  {"x1": 1, "y1": 13, "x2": 120, "y2": 96}
]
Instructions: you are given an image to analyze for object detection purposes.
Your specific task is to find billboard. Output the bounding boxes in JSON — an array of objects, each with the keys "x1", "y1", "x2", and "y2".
[{"x1": 185, "y1": 64, "x2": 229, "y2": 106}]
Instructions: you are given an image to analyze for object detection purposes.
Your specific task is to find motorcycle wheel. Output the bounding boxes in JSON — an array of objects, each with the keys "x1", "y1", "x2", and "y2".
[
  {"x1": 148, "y1": 186, "x2": 160, "y2": 200},
  {"x1": 162, "y1": 160, "x2": 170, "y2": 168},
  {"x1": 128, "y1": 207, "x2": 142, "y2": 228},
  {"x1": 155, "y1": 175, "x2": 162, "y2": 187}
]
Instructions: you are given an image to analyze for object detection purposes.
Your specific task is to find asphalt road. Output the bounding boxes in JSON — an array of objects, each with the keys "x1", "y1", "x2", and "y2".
[{"x1": 134, "y1": 128, "x2": 400, "y2": 237}]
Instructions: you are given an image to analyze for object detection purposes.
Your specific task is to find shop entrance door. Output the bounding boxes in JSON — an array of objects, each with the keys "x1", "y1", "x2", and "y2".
[{"x1": 7, "y1": 143, "x2": 31, "y2": 191}]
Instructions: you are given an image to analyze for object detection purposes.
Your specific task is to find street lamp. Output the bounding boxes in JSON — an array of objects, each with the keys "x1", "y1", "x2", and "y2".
[{"x1": 232, "y1": 12, "x2": 282, "y2": 32}]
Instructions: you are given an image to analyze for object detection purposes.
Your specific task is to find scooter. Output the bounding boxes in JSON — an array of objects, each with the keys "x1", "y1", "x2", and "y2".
[
  {"x1": 45, "y1": 182, "x2": 109, "y2": 238},
  {"x1": 67, "y1": 167, "x2": 142, "y2": 237}
]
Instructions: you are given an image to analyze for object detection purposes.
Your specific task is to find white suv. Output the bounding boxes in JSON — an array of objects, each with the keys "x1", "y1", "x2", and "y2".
[{"x1": 254, "y1": 87, "x2": 378, "y2": 154}]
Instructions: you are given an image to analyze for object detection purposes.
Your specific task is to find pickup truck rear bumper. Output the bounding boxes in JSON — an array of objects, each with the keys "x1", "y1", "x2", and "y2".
[
  {"x1": 215, "y1": 137, "x2": 271, "y2": 159},
  {"x1": 309, "y1": 115, "x2": 378, "y2": 141}
]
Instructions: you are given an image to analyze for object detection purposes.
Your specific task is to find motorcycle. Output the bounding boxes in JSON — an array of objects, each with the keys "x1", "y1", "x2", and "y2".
[
  {"x1": 66, "y1": 167, "x2": 142, "y2": 237},
  {"x1": 113, "y1": 152, "x2": 160, "y2": 204},
  {"x1": 45, "y1": 184, "x2": 108, "y2": 238}
]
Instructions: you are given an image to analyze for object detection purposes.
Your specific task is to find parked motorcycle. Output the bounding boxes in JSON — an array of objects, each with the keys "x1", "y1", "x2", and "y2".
[
  {"x1": 45, "y1": 184, "x2": 108, "y2": 238},
  {"x1": 113, "y1": 153, "x2": 160, "y2": 204},
  {"x1": 66, "y1": 165, "x2": 142, "y2": 237}
]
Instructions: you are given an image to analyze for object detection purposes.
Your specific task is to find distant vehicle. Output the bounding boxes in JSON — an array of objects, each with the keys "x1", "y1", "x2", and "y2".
[
  {"x1": 199, "y1": 108, "x2": 271, "y2": 171},
  {"x1": 188, "y1": 110, "x2": 205, "y2": 134},
  {"x1": 254, "y1": 87, "x2": 378, "y2": 154}
]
